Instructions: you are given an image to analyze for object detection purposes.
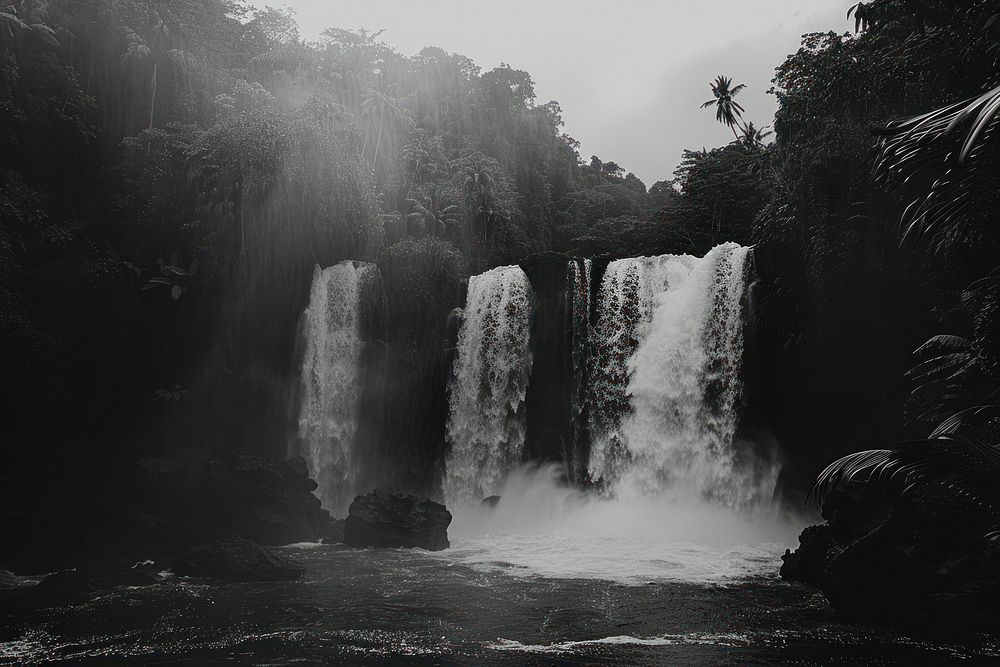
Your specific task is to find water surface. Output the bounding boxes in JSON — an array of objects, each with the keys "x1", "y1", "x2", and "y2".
[{"x1": 3, "y1": 537, "x2": 998, "y2": 665}]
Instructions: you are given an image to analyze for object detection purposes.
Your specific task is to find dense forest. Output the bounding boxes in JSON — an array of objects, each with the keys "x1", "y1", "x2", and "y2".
[{"x1": 2, "y1": 0, "x2": 999, "y2": 501}]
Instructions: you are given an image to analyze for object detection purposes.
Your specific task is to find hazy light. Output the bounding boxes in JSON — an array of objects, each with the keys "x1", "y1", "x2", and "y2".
[{"x1": 254, "y1": 0, "x2": 846, "y2": 184}]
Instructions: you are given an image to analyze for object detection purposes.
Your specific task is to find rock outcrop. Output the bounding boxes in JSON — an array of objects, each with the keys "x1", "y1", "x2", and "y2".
[
  {"x1": 781, "y1": 486, "x2": 1000, "y2": 636},
  {"x1": 344, "y1": 489, "x2": 451, "y2": 551},
  {"x1": 519, "y1": 252, "x2": 575, "y2": 469},
  {"x1": 132, "y1": 448, "x2": 334, "y2": 546},
  {"x1": 0, "y1": 448, "x2": 334, "y2": 574},
  {"x1": 169, "y1": 540, "x2": 305, "y2": 581}
]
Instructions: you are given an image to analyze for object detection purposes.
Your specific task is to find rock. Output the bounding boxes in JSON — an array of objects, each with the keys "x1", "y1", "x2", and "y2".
[
  {"x1": 0, "y1": 448, "x2": 334, "y2": 575},
  {"x1": 518, "y1": 252, "x2": 576, "y2": 468},
  {"x1": 344, "y1": 489, "x2": 451, "y2": 551},
  {"x1": 779, "y1": 524, "x2": 838, "y2": 587},
  {"x1": 284, "y1": 456, "x2": 309, "y2": 477},
  {"x1": 131, "y1": 448, "x2": 336, "y2": 546},
  {"x1": 169, "y1": 540, "x2": 304, "y2": 581},
  {"x1": 320, "y1": 519, "x2": 346, "y2": 545},
  {"x1": 13, "y1": 562, "x2": 165, "y2": 607},
  {"x1": 781, "y1": 486, "x2": 1000, "y2": 636},
  {"x1": 480, "y1": 495, "x2": 502, "y2": 508}
]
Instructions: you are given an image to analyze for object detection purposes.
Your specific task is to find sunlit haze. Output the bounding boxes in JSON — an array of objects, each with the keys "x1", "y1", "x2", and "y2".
[{"x1": 253, "y1": 0, "x2": 846, "y2": 184}]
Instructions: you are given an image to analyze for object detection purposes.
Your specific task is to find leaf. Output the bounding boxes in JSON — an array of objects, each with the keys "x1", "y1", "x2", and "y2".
[
  {"x1": 30, "y1": 23, "x2": 59, "y2": 49},
  {"x1": 914, "y1": 335, "x2": 971, "y2": 357},
  {"x1": 905, "y1": 352, "x2": 971, "y2": 383},
  {"x1": 170, "y1": 285, "x2": 183, "y2": 300},
  {"x1": 930, "y1": 405, "x2": 1000, "y2": 438}
]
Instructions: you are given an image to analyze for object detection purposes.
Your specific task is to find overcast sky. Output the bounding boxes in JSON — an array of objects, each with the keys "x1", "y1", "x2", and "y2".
[{"x1": 253, "y1": 1, "x2": 848, "y2": 185}]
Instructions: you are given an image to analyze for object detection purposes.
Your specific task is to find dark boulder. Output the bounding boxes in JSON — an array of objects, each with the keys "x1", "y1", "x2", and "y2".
[
  {"x1": 321, "y1": 519, "x2": 346, "y2": 545},
  {"x1": 132, "y1": 448, "x2": 335, "y2": 546},
  {"x1": 0, "y1": 448, "x2": 333, "y2": 574},
  {"x1": 781, "y1": 486, "x2": 1000, "y2": 636},
  {"x1": 344, "y1": 489, "x2": 451, "y2": 551},
  {"x1": 169, "y1": 540, "x2": 304, "y2": 581},
  {"x1": 780, "y1": 524, "x2": 838, "y2": 587}
]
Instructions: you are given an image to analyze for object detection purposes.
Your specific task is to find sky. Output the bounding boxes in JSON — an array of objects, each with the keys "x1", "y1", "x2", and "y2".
[{"x1": 252, "y1": 0, "x2": 848, "y2": 185}]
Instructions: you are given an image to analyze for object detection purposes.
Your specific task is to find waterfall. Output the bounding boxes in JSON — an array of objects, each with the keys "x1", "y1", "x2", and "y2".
[
  {"x1": 588, "y1": 253, "x2": 695, "y2": 484},
  {"x1": 566, "y1": 258, "x2": 592, "y2": 483},
  {"x1": 296, "y1": 260, "x2": 380, "y2": 515},
  {"x1": 588, "y1": 243, "x2": 774, "y2": 507},
  {"x1": 445, "y1": 265, "x2": 533, "y2": 506}
]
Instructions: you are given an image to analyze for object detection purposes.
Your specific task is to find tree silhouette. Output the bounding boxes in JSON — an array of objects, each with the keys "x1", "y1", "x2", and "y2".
[{"x1": 700, "y1": 75, "x2": 747, "y2": 142}]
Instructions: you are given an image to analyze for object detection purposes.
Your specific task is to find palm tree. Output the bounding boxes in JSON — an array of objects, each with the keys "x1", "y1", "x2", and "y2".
[
  {"x1": 461, "y1": 164, "x2": 501, "y2": 248},
  {"x1": 700, "y1": 75, "x2": 747, "y2": 141},
  {"x1": 117, "y1": 17, "x2": 196, "y2": 129},
  {"x1": 405, "y1": 188, "x2": 460, "y2": 238},
  {"x1": 360, "y1": 87, "x2": 408, "y2": 165},
  {"x1": 1, "y1": 2, "x2": 60, "y2": 50},
  {"x1": 847, "y1": 2, "x2": 873, "y2": 32}
]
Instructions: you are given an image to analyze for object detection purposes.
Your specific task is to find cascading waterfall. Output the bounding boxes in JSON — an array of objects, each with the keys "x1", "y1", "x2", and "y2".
[
  {"x1": 588, "y1": 243, "x2": 775, "y2": 508},
  {"x1": 445, "y1": 265, "x2": 533, "y2": 506},
  {"x1": 296, "y1": 260, "x2": 380, "y2": 515},
  {"x1": 588, "y1": 253, "x2": 696, "y2": 484},
  {"x1": 566, "y1": 258, "x2": 592, "y2": 483}
]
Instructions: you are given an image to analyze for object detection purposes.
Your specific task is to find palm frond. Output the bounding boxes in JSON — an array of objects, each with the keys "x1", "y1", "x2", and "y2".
[
  {"x1": 0, "y1": 11, "x2": 28, "y2": 44},
  {"x1": 29, "y1": 23, "x2": 58, "y2": 48},
  {"x1": 809, "y1": 448, "x2": 894, "y2": 506},
  {"x1": 810, "y1": 407, "x2": 1000, "y2": 543},
  {"x1": 915, "y1": 334, "x2": 972, "y2": 357},
  {"x1": 875, "y1": 86, "x2": 1000, "y2": 252}
]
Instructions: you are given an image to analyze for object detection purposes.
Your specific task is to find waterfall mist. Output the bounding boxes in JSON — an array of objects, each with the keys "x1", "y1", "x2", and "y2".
[
  {"x1": 295, "y1": 261, "x2": 382, "y2": 514},
  {"x1": 447, "y1": 463, "x2": 805, "y2": 585}
]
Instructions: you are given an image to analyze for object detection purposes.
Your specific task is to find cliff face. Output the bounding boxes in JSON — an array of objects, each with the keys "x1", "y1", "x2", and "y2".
[
  {"x1": 745, "y1": 234, "x2": 931, "y2": 493},
  {"x1": 519, "y1": 252, "x2": 576, "y2": 474}
]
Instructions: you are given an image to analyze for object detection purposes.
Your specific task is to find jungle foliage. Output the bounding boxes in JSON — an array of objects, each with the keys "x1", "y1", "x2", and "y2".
[{"x1": 3, "y1": 0, "x2": 1000, "y2": 486}]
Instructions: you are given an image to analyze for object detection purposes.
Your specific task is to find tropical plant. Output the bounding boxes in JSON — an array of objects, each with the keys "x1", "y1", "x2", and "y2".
[
  {"x1": 810, "y1": 405, "x2": 1000, "y2": 541},
  {"x1": 700, "y1": 75, "x2": 747, "y2": 141},
  {"x1": 906, "y1": 334, "x2": 998, "y2": 423},
  {"x1": 740, "y1": 121, "x2": 773, "y2": 149},
  {"x1": 847, "y1": 2, "x2": 874, "y2": 32},
  {"x1": 360, "y1": 86, "x2": 408, "y2": 165},
  {"x1": 874, "y1": 84, "x2": 1000, "y2": 249},
  {"x1": 405, "y1": 188, "x2": 460, "y2": 238},
  {"x1": 454, "y1": 154, "x2": 517, "y2": 265},
  {"x1": 0, "y1": 2, "x2": 59, "y2": 50}
]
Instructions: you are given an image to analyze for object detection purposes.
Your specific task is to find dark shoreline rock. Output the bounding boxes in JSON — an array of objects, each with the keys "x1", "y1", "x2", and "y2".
[
  {"x1": 344, "y1": 489, "x2": 451, "y2": 551},
  {"x1": 781, "y1": 486, "x2": 1000, "y2": 636},
  {"x1": 0, "y1": 448, "x2": 334, "y2": 575},
  {"x1": 321, "y1": 519, "x2": 346, "y2": 545}
]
